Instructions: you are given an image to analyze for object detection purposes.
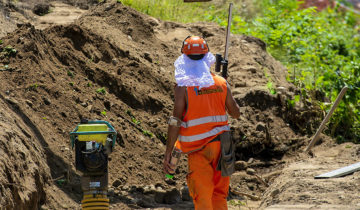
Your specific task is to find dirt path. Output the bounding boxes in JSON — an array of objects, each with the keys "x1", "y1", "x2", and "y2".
[
  {"x1": 262, "y1": 139, "x2": 360, "y2": 210},
  {"x1": 35, "y1": 1, "x2": 86, "y2": 29}
]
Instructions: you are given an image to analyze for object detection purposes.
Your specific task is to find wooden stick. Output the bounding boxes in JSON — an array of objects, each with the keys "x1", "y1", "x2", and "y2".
[
  {"x1": 305, "y1": 86, "x2": 348, "y2": 152},
  {"x1": 254, "y1": 174, "x2": 269, "y2": 187},
  {"x1": 230, "y1": 188, "x2": 261, "y2": 201}
]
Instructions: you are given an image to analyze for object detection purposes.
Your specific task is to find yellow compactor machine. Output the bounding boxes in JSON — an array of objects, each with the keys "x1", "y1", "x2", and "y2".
[{"x1": 70, "y1": 120, "x2": 117, "y2": 210}]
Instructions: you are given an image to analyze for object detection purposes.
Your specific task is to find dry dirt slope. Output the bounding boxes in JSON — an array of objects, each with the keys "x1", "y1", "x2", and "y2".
[{"x1": 0, "y1": 1, "x2": 359, "y2": 209}]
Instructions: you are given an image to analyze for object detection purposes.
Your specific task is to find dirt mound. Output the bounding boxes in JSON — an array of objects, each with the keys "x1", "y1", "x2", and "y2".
[
  {"x1": 1, "y1": 1, "x2": 357, "y2": 209},
  {"x1": 0, "y1": 95, "x2": 49, "y2": 209}
]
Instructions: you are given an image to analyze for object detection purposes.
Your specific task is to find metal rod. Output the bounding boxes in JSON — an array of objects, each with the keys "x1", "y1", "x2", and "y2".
[
  {"x1": 304, "y1": 86, "x2": 348, "y2": 152},
  {"x1": 224, "y1": 3, "x2": 233, "y2": 61}
]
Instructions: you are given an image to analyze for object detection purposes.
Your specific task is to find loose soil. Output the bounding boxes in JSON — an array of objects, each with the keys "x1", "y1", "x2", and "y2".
[{"x1": 0, "y1": 1, "x2": 359, "y2": 209}]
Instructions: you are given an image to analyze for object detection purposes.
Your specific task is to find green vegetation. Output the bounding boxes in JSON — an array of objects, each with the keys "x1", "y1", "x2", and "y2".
[
  {"x1": 142, "y1": 129, "x2": 154, "y2": 137},
  {"x1": 27, "y1": 83, "x2": 38, "y2": 91},
  {"x1": 123, "y1": 0, "x2": 360, "y2": 143},
  {"x1": 121, "y1": 0, "x2": 212, "y2": 22},
  {"x1": 101, "y1": 109, "x2": 107, "y2": 116},
  {"x1": 0, "y1": 40, "x2": 3, "y2": 45},
  {"x1": 228, "y1": 199, "x2": 246, "y2": 207},
  {"x1": 96, "y1": 87, "x2": 107, "y2": 95},
  {"x1": 126, "y1": 110, "x2": 154, "y2": 137},
  {"x1": 126, "y1": 110, "x2": 140, "y2": 125},
  {"x1": 67, "y1": 70, "x2": 74, "y2": 78},
  {"x1": 264, "y1": 67, "x2": 276, "y2": 95},
  {"x1": 3, "y1": 45, "x2": 17, "y2": 57},
  {"x1": 244, "y1": 0, "x2": 360, "y2": 143}
]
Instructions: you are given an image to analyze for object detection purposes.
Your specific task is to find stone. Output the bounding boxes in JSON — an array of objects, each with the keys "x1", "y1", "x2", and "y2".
[
  {"x1": 25, "y1": 100, "x2": 33, "y2": 107},
  {"x1": 154, "y1": 189, "x2": 166, "y2": 203},
  {"x1": 112, "y1": 179, "x2": 121, "y2": 188},
  {"x1": 121, "y1": 185, "x2": 129, "y2": 191},
  {"x1": 112, "y1": 58, "x2": 118, "y2": 65},
  {"x1": 33, "y1": 3, "x2": 50, "y2": 16},
  {"x1": 276, "y1": 86, "x2": 286, "y2": 94},
  {"x1": 143, "y1": 184, "x2": 156, "y2": 194},
  {"x1": 235, "y1": 81, "x2": 247, "y2": 87},
  {"x1": 247, "y1": 183, "x2": 255, "y2": 191},
  {"x1": 144, "y1": 52, "x2": 152, "y2": 63},
  {"x1": 181, "y1": 186, "x2": 191, "y2": 201},
  {"x1": 42, "y1": 96, "x2": 51, "y2": 105},
  {"x1": 136, "y1": 195, "x2": 155, "y2": 208},
  {"x1": 165, "y1": 177, "x2": 176, "y2": 185},
  {"x1": 271, "y1": 189, "x2": 280, "y2": 197},
  {"x1": 40, "y1": 205, "x2": 49, "y2": 210},
  {"x1": 246, "y1": 168, "x2": 256, "y2": 175},
  {"x1": 148, "y1": 17, "x2": 160, "y2": 26},
  {"x1": 243, "y1": 65, "x2": 257, "y2": 73},
  {"x1": 105, "y1": 4, "x2": 114, "y2": 11},
  {"x1": 108, "y1": 188, "x2": 115, "y2": 197},
  {"x1": 235, "y1": 160, "x2": 248, "y2": 171},
  {"x1": 255, "y1": 122, "x2": 266, "y2": 132},
  {"x1": 164, "y1": 188, "x2": 181, "y2": 204}
]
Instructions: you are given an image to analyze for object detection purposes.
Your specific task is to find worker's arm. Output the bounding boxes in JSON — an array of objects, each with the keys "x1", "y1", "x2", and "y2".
[
  {"x1": 225, "y1": 84, "x2": 240, "y2": 119},
  {"x1": 163, "y1": 85, "x2": 186, "y2": 174}
]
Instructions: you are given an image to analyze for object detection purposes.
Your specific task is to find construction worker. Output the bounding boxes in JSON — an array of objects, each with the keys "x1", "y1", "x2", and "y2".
[{"x1": 163, "y1": 36, "x2": 240, "y2": 210}]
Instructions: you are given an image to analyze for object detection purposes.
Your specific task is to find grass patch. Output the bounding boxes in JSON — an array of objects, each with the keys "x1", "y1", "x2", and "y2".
[{"x1": 96, "y1": 87, "x2": 107, "y2": 95}]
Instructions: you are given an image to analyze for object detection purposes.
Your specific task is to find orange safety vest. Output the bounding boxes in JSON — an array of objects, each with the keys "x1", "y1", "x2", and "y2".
[{"x1": 175, "y1": 74, "x2": 230, "y2": 153}]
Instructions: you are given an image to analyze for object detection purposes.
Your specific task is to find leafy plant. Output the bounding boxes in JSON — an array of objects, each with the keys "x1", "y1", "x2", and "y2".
[
  {"x1": 67, "y1": 70, "x2": 74, "y2": 78},
  {"x1": 229, "y1": 199, "x2": 246, "y2": 206},
  {"x1": 87, "y1": 82, "x2": 92, "y2": 87},
  {"x1": 96, "y1": 87, "x2": 107, "y2": 95},
  {"x1": 3, "y1": 45, "x2": 17, "y2": 57},
  {"x1": 142, "y1": 129, "x2": 153, "y2": 137},
  {"x1": 27, "y1": 83, "x2": 38, "y2": 91},
  {"x1": 244, "y1": 0, "x2": 360, "y2": 142},
  {"x1": 126, "y1": 110, "x2": 155, "y2": 137},
  {"x1": 127, "y1": 110, "x2": 141, "y2": 125},
  {"x1": 101, "y1": 110, "x2": 107, "y2": 116},
  {"x1": 264, "y1": 67, "x2": 277, "y2": 95},
  {"x1": 0, "y1": 40, "x2": 2, "y2": 45},
  {"x1": 69, "y1": 82, "x2": 74, "y2": 86}
]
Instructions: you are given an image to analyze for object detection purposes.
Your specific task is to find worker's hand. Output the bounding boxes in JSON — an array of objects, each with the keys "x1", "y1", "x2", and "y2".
[{"x1": 163, "y1": 151, "x2": 175, "y2": 174}]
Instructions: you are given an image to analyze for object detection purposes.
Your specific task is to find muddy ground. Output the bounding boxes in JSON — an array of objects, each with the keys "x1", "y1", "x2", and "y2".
[{"x1": 0, "y1": 0, "x2": 359, "y2": 209}]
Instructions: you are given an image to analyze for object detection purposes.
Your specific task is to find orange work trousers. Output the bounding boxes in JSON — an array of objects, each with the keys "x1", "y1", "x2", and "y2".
[{"x1": 187, "y1": 141, "x2": 229, "y2": 210}]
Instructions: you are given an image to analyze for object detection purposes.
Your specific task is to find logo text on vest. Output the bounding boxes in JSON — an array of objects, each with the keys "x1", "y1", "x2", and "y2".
[{"x1": 194, "y1": 86, "x2": 223, "y2": 96}]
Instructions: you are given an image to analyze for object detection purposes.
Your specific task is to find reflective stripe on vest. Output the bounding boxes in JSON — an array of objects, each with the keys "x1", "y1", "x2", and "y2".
[
  {"x1": 179, "y1": 125, "x2": 230, "y2": 142},
  {"x1": 180, "y1": 115, "x2": 228, "y2": 128}
]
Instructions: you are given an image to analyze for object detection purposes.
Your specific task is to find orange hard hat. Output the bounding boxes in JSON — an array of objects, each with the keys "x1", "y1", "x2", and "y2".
[{"x1": 181, "y1": 36, "x2": 209, "y2": 55}]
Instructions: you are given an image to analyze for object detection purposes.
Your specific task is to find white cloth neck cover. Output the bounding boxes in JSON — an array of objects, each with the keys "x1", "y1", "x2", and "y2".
[{"x1": 174, "y1": 52, "x2": 216, "y2": 89}]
